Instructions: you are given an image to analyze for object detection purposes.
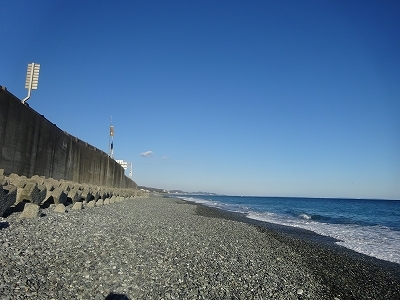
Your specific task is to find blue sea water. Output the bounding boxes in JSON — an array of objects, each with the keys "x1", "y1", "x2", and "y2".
[{"x1": 178, "y1": 195, "x2": 400, "y2": 264}]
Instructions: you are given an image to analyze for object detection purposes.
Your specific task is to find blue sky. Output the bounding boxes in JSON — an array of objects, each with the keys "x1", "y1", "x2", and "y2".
[{"x1": 2, "y1": 0, "x2": 399, "y2": 199}]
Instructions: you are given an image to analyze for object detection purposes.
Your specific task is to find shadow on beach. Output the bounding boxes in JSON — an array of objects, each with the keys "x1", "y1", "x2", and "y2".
[
  {"x1": 0, "y1": 221, "x2": 9, "y2": 230},
  {"x1": 104, "y1": 292, "x2": 131, "y2": 300}
]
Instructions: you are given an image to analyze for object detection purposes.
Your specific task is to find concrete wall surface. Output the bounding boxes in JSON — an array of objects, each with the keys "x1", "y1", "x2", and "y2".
[{"x1": 0, "y1": 88, "x2": 136, "y2": 189}]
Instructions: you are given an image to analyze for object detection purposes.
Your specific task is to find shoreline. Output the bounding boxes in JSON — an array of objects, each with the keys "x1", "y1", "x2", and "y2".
[
  {"x1": 0, "y1": 195, "x2": 399, "y2": 299},
  {"x1": 177, "y1": 195, "x2": 400, "y2": 264},
  {"x1": 189, "y1": 198, "x2": 400, "y2": 298}
]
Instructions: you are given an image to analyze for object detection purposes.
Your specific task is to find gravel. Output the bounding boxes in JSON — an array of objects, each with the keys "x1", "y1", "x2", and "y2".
[{"x1": 0, "y1": 196, "x2": 399, "y2": 299}]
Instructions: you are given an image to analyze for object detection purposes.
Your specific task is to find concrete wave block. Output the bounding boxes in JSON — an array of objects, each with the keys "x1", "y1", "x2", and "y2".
[
  {"x1": 67, "y1": 189, "x2": 82, "y2": 203},
  {"x1": 99, "y1": 192, "x2": 108, "y2": 200},
  {"x1": 103, "y1": 198, "x2": 110, "y2": 205},
  {"x1": 0, "y1": 169, "x2": 5, "y2": 185},
  {"x1": 0, "y1": 185, "x2": 17, "y2": 216},
  {"x1": 16, "y1": 181, "x2": 47, "y2": 204},
  {"x1": 80, "y1": 188, "x2": 92, "y2": 202},
  {"x1": 72, "y1": 202, "x2": 82, "y2": 210},
  {"x1": 30, "y1": 175, "x2": 45, "y2": 185},
  {"x1": 59, "y1": 181, "x2": 72, "y2": 193},
  {"x1": 96, "y1": 199, "x2": 104, "y2": 206},
  {"x1": 19, "y1": 203, "x2": 40, "y2": 219},
  {"x1": 87, "y1": 200, "x2": 96, "y2": 208},
  {"x1": 54, "y1": 203, "x2": 66, "y2": 213},
  {"x1": 43, "y1": 178, "x2": 57, "y2": 201},
  {"x1": 44, "y1": 188, "x2": 54, "y2": 203},
  {"x1": 51, "y1": 187, "x2": 67, "y2": 205},
  {"x1": 36, "y1": 184, "x2": 47, "y2": 203},
  {"x1": 8, "y1": 173, "x2": 25, "y2": 186},
  {"x1": 93, "y1": 190, "x2": 101, "y2": 202}
]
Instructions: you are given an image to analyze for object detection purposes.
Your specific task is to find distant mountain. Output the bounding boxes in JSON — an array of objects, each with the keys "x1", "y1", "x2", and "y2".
[
  {"x1": 169, "y1": 190, "x2": 219, "y2": 195},
  {"x1": 138, "y1": 186, "x2": 218, "y2": 196},
  {"x1": 138, "y1": 186, "x2": 168, "y2": 193},
  {"x1": 168, "y1": 190, "x2": 186, "y2": 194},
  {"x1": 189, "y1": 192, "x2": 219, "y2": 195}
]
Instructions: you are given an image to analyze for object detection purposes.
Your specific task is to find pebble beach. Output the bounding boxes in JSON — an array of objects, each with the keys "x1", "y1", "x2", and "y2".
[{"x1": 0, "y1": 196, "x2": 399, "y2": 299}]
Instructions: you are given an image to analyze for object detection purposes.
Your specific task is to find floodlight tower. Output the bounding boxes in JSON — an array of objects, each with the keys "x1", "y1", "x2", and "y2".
[{"x1": 22, "y1": 62, "x2": 40, "y2": 104}]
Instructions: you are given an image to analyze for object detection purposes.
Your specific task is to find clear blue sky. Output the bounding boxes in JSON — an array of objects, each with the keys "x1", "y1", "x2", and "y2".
[{"x1": 2, "y1": 0, "x2": 399, "y2": 199}]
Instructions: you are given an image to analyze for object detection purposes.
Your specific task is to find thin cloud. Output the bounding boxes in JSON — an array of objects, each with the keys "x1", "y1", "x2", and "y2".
[{"x1": 140, "y1": 150, "x2": 153, "y2": 157}]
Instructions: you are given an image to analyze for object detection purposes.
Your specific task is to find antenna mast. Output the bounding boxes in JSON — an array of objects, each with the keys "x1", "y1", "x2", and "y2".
[{"x1": 109, "y1": 116, "x2": 114, "y2": 158}]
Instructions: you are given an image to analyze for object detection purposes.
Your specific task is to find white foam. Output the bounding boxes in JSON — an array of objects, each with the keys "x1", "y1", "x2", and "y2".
[
  {"x1": 247, "y1": 211, "x2": 400, "y2": 264},
  {"x1": 179, "y1": 196, "x2": 400, "y2": 264},
  {"x1": 299, "y1": 213, "x2": 312, "y2": 220},
  {"x1": 179, "y1": 196, "x2": 238, "y2": 211}
]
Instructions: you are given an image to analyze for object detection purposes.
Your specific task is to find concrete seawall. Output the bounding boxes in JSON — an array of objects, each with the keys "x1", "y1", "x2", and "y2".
[{"x1": 0, "y1": 87, "x2": 136, "y2": 189}]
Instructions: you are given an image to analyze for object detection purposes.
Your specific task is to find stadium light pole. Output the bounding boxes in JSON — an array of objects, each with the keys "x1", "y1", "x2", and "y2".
[{"x1": 22, "y1": 62, "x2": 40, "y2": 104}]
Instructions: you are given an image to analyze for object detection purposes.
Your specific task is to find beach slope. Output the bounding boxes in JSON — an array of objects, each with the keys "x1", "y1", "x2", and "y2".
[{"x1": 0, "y1": 196, "x2": 399, "y2": 299}]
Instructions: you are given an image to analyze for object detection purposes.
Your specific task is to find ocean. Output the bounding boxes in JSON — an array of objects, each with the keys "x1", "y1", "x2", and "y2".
[{"x1": 177, "y1": 195, "x2": 400, "y2": 265}]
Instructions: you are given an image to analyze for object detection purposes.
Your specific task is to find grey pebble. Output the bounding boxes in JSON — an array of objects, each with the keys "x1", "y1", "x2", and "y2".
[{"x1": 0, "y1": 196, "x2": 397, "y2": 299}]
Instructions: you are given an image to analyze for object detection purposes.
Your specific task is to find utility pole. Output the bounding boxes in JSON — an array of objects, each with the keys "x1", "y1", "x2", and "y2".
[{"x1": 109, "y1": 117, "x2": 114, "y2": 158}]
